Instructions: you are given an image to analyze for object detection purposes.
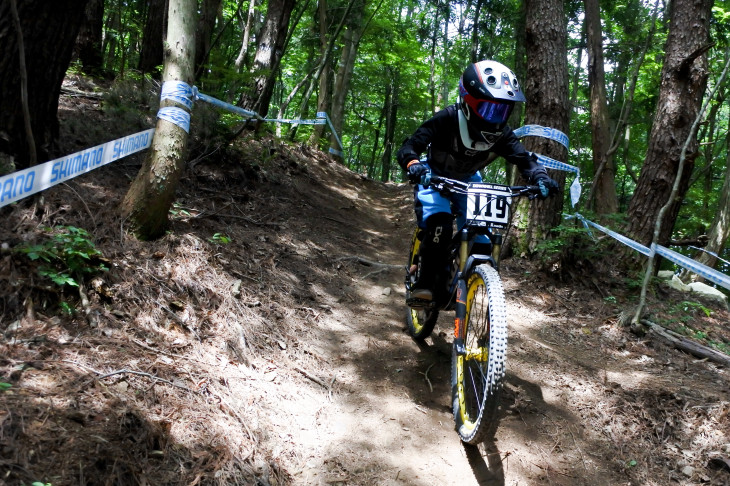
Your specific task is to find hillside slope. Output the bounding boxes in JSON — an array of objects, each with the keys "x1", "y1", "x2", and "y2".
[{"x1": 1, "y1": 86, "x2": 730, "y2": 485}]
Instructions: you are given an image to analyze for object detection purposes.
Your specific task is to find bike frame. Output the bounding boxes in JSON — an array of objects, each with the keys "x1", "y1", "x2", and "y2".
[{"x1": 414, "y1": 174, "x2": 539, "y2": 353}]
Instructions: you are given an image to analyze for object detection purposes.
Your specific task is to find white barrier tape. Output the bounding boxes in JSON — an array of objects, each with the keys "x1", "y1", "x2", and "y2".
[
  {"x1": 189, "y1": 89, "x2": 345, "y2": 155},
  {"x1": 655, "y1": 244, "x2": 730, "y2": 291},
  {"x1": 265, "y1": 117, "x2": 326, "y2": 125},
  {"x1": 161, "y1": 81, "x2": 194, "y2": 110},
  {"x1": 689, "y1": 245, "x2": 730, "y2": 267},
  {"x1": 316, "y1": 111, "x2": 344, "y2": 153},
  {"x1": 0, "y1": 129, "x2": 154, "y2": 209},
  {"x1": 192, "y1": 88, "x2": 262, "y2": 119},
  {"x1": 532, "y1": 152, "x2": 581, "y2": 207},
  {"x1": 569, "y1": 213, "x2": 653, "y2": 256},
  {"x1": 513, "y1": 125, "x2": 569, "y2": 149},
  {"x1": 513, "y1": 125, "x2": 579, "y2": 206},
  {"x1": 157, "y1": 106, "x2": 191, "y2": 133},
  {"x1": 568, "y1": 213, "x2": 730, "y2": 290}
]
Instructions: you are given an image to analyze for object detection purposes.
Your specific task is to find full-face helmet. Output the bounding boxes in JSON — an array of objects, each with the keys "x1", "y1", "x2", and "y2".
[{"x1": 458, "y1": 60, "x2": 525, "y2": 140}]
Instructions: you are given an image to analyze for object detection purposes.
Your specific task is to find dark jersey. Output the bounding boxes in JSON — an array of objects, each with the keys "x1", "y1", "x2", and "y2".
[{"x1": 396, "y1": 104, "x2": 547, "y2": 182}]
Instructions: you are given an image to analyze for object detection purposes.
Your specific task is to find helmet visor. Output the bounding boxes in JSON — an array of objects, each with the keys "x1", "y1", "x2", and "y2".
[{"x1": 475, "y1": 99, "x2": 513, "y2": 125}]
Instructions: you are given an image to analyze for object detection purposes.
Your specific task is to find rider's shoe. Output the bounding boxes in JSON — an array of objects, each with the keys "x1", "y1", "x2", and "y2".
[
  {"x1": 407, "y1": 287, "x2": 433, "y2": 308},
  {"x1": 410, "y1": 287, "x2": 433, "y2": 301}
]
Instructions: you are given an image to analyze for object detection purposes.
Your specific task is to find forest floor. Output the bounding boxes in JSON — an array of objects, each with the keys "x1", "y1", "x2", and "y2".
[{"x1": 1, "y1": 76, "x2": 730, "y2": 486}]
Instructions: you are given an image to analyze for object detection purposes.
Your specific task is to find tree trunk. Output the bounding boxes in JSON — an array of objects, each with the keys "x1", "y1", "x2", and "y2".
[
  {"x1": 583, "y1": 0, "x2": 618, "y2": 214},
  {"x1": 428, "y1": 8, "x2": 439, "y2": 114},
  {"x1": 73, "y1": 0, "x2": 105, "y2": 75},
  {"x1": 194, "y1": 0, "x2": 223, "y2": 80},
  {"x1": 121, "y1": 0, "x2": 196, "y2": 240},
  {"x1": 681, "y1": 117, "x2": 730, "y2": 283},
  {"x1": 239, "y1": 0, "x2": 296, "y2": 118},
  {"x1": 438, "y1": 2, "x2": 450, "y2": 109},
  {"x1": 309, "y1": 0, "x2": 331, "y2": 145},
  {"x1": 329, "y1": 0, "x2": 368, "y2": 156},
  {"x1": 234, "y1": 0, "x2": 258, "y2": 71},
  {"x1": 290, "y1": 0, "x2": 354, "y2": 141},
  {"x1": 625, "y1": 0, "x2": 712, "y2": 250},
  {"x1": 469, "y1": 0, "x2": 484, "y2": 62},
  {"x1": 138, "y1": 0, "x2": 167, "y2": 75},
  {"x1": 510, "y1": 0, "x2": 569, "y2": 255},
  {"x1": 380, "y1": 69, "x2": 399, "y2": 182},
  {"x1": 103, "y1": 4, "x2": 120, "y2": 70},
  {"x1": 0, "y1": 0, "x2": 90, "y2": 169}
]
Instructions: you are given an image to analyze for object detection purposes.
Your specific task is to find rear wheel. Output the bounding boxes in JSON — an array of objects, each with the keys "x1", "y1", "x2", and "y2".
[
  {"x1": 405, "y1": 230, "x2": 438, "y2": 340},
  {"x1": 452, "y1": 263, "x2": 507, "y2": 444}
]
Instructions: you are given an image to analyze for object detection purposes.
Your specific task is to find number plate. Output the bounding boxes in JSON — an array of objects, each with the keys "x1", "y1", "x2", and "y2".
[{"x1": 465, "y1": 183, "x2": 512, "y2": 228}]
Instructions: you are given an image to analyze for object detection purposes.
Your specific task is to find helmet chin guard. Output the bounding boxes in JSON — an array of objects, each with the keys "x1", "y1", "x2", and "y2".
[{"x1": 458, "y1": 109, "x2": 501, "y2": 150}]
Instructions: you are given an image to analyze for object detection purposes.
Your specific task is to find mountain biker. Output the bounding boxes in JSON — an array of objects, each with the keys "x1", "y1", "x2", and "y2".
[{"x1": 397, "y1": 59, "x2": 559, "y2": 305}]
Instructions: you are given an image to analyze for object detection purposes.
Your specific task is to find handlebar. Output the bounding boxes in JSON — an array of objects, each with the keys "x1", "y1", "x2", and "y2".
[{"x1": 420, "y1": 173, "x2": 542, "y2": 199}]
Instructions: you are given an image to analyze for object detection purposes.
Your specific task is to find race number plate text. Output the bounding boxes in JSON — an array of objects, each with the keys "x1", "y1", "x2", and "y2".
[{"x1": 465, "y1": 183, "x2": 512, "y2": 228}]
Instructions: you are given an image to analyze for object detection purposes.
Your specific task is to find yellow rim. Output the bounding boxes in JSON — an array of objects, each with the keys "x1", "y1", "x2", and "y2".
[{"x1": 457, "y1": 272, "x2": 489, "y2": 430}]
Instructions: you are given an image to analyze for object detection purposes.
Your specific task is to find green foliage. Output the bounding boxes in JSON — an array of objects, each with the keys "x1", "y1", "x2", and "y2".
[
  {"x1": 15, "y1": 226, "x2": 108, "y2": 289},
  {"x1": 169, "y1": 203, "x2": 191, "y2": 218},
  {"x1": 671, "y1": 300, "x2": 712, "y2": 318},
  {"x1": 532, "y1": 219, "x2": 600, "y2": 262},
  {"x1": 209, "y1": 233, "x2": 232, "y2": 245},
  {"x1": 0, "y1": 379, "x2": 11, "y2": 392}
]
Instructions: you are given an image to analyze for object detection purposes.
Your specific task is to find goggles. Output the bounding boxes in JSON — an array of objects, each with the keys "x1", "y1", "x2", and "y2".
[{"x1": 464, "y1": 95, "x2": 514, "y2": 125}]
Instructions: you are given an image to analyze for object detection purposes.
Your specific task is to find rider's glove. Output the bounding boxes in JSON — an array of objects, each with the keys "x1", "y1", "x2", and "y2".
[
  {"x1": 534, "y1": 176, "x2": 559, "y2": 199},
  {"x1": 406, "y1": 160, "x2": 428, "y2": 184}
]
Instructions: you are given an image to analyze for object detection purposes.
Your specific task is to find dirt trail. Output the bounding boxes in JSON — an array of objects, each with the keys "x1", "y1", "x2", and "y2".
[
  {"x1": 223, "y1": 150, "x2": 730, "y2": 486},
  {"x1": 2, "y1": 127, "x2": 729, "y2": 486}
]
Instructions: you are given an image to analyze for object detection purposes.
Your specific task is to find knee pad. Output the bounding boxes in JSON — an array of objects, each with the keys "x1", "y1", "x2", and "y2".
[{"x1": 422, "y1": 213, "x2": 453, "y2": 252}]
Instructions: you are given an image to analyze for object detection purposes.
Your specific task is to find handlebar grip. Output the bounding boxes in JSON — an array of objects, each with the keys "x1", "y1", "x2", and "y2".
[{"x1": 420, "y1": 172, "x2": 432, "y2": 187}]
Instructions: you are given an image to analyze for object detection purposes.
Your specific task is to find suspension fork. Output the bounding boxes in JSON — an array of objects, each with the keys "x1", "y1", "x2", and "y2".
[
  {"x1": 454, "y1": 229, "x2": 469, "y2": 355},
  {"x1": 491, "y1": 233, "x2": 502, "y2": 267}
]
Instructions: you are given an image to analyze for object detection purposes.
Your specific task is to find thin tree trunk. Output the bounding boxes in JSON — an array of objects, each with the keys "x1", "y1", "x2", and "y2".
[
  {"x1": 583, "y1": 0, "x2": 617, "y2": 214},
  {"x1": 121, "y1": 0, "x2": 196, "y2": 240},
  {"x1": 289, "y1": 0, "x2": 355, "y2": 140},
  {"x1": 428, "y1": 8, "x2": 439, "y2": 114},
  {"x1": 380, "y1": 68, "x2": 399, "y2": 182},
  {"x1": 138, "y1": 0, "x2": 167, "y2": 75},
  {"x1": 329, "y1": 0, "x2": 370, "y2": 155},
  {"x1": 194, "y1": 0, "x2": 223, "y2": 80},
  {"x1": 470, "y1": 0, "x2": 484, "y2": 62},
  {"x1": 309, "y1": 0, "x2": 331, "y2": 145},
  {"x1": 438, "y1": 2, "x2": 450, "y2": 109},
  {"x1": 234, "y1": 0, "x2": 258, "y2": 71},
  {"x1": 239, "y1": 0, "x2": 296, "y2": 118}
]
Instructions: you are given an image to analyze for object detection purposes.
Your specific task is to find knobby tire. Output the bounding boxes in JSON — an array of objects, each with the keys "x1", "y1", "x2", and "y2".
[{"x1": 452, "y1": 263, "x2": 507, "y2": 444}]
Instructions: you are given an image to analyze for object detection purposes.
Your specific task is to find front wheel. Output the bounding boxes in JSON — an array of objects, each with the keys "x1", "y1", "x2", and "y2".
[
  {"x1": 452, "y1": 263, "x2": 507, "y2": 444},
  {"x1": 405, "y1": 229, "x2": 439, "y2": 340}
]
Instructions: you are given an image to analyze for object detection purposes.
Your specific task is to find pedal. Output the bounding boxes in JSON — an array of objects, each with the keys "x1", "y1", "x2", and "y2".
[{"x1": 406, "y1": 297, "x2": 434, "y2": 309}]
